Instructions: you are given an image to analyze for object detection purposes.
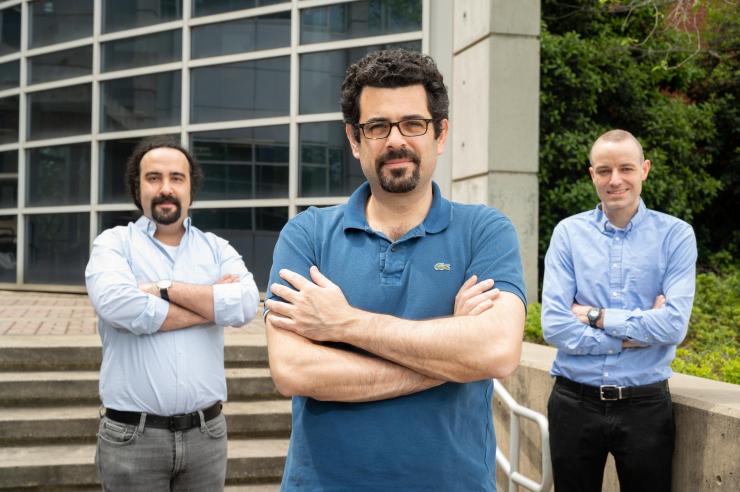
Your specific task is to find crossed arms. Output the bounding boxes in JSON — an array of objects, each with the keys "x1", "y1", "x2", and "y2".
[
  {"x1": 265, "y1": 268, "x2": 525, "y2": 403},
  {"x1": 85, "y1": 228, "x2": 259, "y2": 335}
]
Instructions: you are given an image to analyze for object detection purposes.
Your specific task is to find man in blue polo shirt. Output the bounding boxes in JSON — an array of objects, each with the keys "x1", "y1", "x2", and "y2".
[{"x1": 264, "y1": 49, "x2": 527, "y2": 490}]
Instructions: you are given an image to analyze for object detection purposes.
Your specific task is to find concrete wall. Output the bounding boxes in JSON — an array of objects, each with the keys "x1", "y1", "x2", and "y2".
[
  {"x1": 495, "y1": 343, "x2": 740, "y2": 491},
  {"x1": 451, "y1": 0, "x2": 541, "y2": 299}
]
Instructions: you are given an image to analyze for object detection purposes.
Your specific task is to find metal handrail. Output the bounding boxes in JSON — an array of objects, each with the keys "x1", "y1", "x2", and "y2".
[{"x1": 493, "y1": 380, "x2": 553, "y2": 492}]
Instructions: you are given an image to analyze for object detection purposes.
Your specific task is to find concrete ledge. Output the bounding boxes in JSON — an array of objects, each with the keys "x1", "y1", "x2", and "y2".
[{"x1": 495, "y1": 342, "x2": 740, "y2": 491}]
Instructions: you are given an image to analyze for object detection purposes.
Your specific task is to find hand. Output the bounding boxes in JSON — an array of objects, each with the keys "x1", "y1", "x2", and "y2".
[
  {"x1": 653, "y1": 294, "x2": 666, "y2": 309},
  {"x1": 623, "y1": 339, "x2": 648, "y2": 348},
  {"x1": 266, "y1": 266, "x2": 357, "y2": 341},
  {"x1": 571, "y1": 303, "x2": 591, "y2": 324},
  {"x1": 138, "y1": 282, "x2": 158, "y2": 297},
  {"x1": 454, "y1": 275, "x2": 500, "y2": 316},
  {"x1": 216, "y1": 273, "x2": 240, "y2": 284}
]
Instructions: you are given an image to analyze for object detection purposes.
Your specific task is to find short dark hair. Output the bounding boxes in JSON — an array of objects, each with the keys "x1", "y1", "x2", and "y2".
[
  {"x1": 125, "y1": 136, "x2": 204, "y2": 211},
  {"x1": 340, "y1": 49, "x2": 449, "y2": 141}
]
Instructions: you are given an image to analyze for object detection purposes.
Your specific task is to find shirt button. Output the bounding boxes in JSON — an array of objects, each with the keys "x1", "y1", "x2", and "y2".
[
  {"x1": 612, "y1": 292, "x2": 620, "y2": 297},
  {"x1": 612, "y1": 263, "x2": 618, "y2": 268},
  {"x1": 390, "y1": 246, "x2": 396, "y2": 252},
  {"x1": 615, "y1": 237, "x2": 621, "y2": 241},
  {"x1": 608, "y1": 350, "x2": 613, "y2": 354},
  {"x1": 604, "y1": 372, "x2": 609, "y2": 377}
]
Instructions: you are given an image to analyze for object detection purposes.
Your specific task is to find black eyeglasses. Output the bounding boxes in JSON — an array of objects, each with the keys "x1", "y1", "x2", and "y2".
[{"x1": 356, "y1": 118, "x2": 434, "y2": 140}]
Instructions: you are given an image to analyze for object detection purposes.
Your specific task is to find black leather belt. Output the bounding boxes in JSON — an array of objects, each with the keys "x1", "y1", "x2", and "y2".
[
  {"x1": 105, "y1": 402, "x2": 222, "y2": 431},
  {"x1": 556, "y1": 376, "x2": 668, "y2": 401}
]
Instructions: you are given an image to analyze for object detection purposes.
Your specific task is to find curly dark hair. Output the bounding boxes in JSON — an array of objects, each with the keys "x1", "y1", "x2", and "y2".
[
  {"x1": 125, "y1": 136, "x2": 204, "y2": 211},
  {"x1": 340, "y1": 49, "x2": 449, "y2": 141}
]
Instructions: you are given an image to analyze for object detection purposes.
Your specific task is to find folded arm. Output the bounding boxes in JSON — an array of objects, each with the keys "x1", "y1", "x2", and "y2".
[{"x1": 267, "y1": 267, "x2": 524, "y2": 383}]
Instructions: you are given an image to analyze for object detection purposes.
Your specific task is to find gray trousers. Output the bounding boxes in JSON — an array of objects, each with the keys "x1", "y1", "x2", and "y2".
[{"x1": 95, "y1": 412, "x2": 228, "y2": 491}]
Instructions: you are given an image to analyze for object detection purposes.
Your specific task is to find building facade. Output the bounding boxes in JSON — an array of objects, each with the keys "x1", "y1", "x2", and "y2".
[{"x1": 0, "y1": 0, "x2": 539, "y2": 296}]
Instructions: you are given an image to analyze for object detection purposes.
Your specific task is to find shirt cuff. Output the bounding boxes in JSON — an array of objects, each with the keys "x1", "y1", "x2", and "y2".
[
  {"x1": 132, "y1": 295, "x2": 169, "y2": 335},
  {"x1": 603, "y1": 308, "x2": 629, "y2": 339},
  {"x1": 600, "y1": 331, "x2": 623, "y2": 355},
  {"x1": 212, "y1": 283, "x2": 245, "y2": 327}
]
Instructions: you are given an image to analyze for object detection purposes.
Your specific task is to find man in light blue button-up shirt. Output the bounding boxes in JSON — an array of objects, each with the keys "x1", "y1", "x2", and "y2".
[
  {"x1": 85, "y1": 137, "x2": 259, "y2": 490},
  {"x1": 542, "y1": 129, "x2": 696, "y2": 492}
]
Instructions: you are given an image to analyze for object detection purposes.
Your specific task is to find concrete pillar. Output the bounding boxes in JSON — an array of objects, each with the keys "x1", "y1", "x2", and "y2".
[{"x1": 451, "y1": 0, "x2": 540, "y2": 300}]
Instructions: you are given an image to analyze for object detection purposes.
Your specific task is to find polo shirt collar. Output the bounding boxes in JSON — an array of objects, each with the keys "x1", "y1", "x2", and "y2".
[
  {"x1": 135, "y1": 214, "x2": 192, "y2": 237},
  {"x1": 343, "y1": 181, "x2": 452, "y2": 234}
]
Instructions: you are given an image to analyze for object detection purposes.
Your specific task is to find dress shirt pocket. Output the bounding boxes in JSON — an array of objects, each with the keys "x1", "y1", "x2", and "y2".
[
  {"x1": 629, "y1": 259, "x2": 666, "y2": 296},
  {"x1": 97, "y1": 417, "x2": 139, "y2": 446}
]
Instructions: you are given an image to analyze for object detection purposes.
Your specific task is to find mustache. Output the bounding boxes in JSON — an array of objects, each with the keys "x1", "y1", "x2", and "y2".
[
  {"x1": 375, "y1": 148, "x2": 421, "y2": 170},
  {"x1": 151, "y1": 195, "x2": 181, "y2": 207}
]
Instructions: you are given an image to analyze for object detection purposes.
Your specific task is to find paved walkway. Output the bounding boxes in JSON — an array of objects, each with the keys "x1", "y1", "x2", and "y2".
[{"x1": 0, "y1": 290, "x2": 264, "y2": 336}]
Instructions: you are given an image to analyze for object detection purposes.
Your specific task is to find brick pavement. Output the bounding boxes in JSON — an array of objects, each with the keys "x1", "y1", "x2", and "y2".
[{"x1": 0, "y1": 290, "x2": 264, "y2": 336}]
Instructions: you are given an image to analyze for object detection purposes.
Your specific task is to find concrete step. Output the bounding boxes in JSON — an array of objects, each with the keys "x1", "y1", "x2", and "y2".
[
  {"x1": 0, "y1": 438, "x2": 287, "y2": 490},
  {"x1": 0, "y1": 368, "x2": 280, "y2": 406},
  {"x1": 0, "y1": 333, "x2": 268, "y2": 371},
  {"x1": 0, "y1": 400, "x2": 292, "y2": 445}
]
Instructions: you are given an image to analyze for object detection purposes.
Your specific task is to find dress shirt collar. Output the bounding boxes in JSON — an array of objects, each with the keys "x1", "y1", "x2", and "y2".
[
  {"x1": 343, "y1": 181, "x2": 451, "y2": 234},
  {"x1": 135, "y1": 215, "x2": 192, "y2": 238},
  {"x1": 593, "y1": 198, "x2": 647, "y2": 234}
]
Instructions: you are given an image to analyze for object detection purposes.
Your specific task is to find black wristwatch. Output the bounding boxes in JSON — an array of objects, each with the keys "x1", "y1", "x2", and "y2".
[
  {"x1": 156, "y1": 280, "x2": 172, "y2": 302},
  {"x1": 587, "y1": 307, "x2": 602, "y2": 328}
]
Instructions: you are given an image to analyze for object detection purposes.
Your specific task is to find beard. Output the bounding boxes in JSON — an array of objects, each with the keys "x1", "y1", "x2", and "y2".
[
  {"x1": 375, "y1": 148, "x2": 421, "y2": 193},
  {"x1": 150, "y1": 195, "x2": 182, "y2": 225}
]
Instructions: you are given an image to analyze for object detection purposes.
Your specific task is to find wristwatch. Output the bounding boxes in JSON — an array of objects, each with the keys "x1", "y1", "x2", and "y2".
[
  {"x1": 156, "y1": 280, "x2": 172, "y2": 302},
  {"x1": 587, "y1": 307, "x2": 602, "y2": 328}
]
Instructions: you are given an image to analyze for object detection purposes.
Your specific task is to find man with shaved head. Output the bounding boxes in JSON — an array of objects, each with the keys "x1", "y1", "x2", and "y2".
[{"x1": 541, "y1": 129, "x2": 697, "y2": 491}]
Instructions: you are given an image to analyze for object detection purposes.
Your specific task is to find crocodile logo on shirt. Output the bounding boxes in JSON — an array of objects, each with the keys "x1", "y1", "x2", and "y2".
[{"x1": 434, "y1": 262, "x2": 451, "y2": 271}]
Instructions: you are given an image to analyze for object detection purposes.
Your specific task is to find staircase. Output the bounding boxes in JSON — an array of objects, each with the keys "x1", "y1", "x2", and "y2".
[{"x1": 0, "y1": 331, "x2": 290, "y2": 490}]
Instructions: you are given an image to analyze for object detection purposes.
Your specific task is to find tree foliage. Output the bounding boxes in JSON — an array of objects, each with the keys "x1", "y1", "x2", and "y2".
[{"x1": 539, "y1": 0, "x2": 738, "y2": 275}]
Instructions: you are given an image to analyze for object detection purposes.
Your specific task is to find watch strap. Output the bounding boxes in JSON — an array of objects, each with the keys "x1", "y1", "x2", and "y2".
[{"x1": 160, "y1": 287, "x2": 169, "y2": 302}]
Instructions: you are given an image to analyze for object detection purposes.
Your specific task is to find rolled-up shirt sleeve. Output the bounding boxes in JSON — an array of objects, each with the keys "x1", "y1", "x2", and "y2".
[
  {"x1": 602, "y1": 224, "x2": 696, "y2": 345},
  {"x1": 212, "y1": 240, "x2": 259, "y2": 327},
  {"x1": 85, "y1": 229, "x2": 168, "y2": 335}
]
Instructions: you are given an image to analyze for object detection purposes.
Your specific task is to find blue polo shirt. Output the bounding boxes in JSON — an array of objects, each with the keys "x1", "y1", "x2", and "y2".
[{"x1": 267, "y1": 181, "x2": 526, "y2": 491}]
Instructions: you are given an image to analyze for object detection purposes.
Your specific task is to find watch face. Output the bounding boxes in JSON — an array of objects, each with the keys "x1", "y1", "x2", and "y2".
[
  {"x1": 156, "y1": 280, "x2": 172, "y2": 289},
  {"x1": 587, "y1": 308, "x2": 600, "y2": 321}
]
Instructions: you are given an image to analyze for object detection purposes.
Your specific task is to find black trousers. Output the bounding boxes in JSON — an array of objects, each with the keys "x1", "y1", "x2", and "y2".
[{"x1": 547, "y1": 378, "x2": 675, "y2": 492}]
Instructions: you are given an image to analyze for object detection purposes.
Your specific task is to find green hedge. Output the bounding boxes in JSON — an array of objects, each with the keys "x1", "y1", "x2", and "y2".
[{"x1": 524, "y1": 269, "x2": 740, "y2": 384}]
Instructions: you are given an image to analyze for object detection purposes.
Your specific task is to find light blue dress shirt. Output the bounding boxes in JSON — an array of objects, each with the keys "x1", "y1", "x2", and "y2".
[
  {"x1": 541, "y1": 200, "x2": 697, "y2": 387},
  {"x1": 85, "y1": 216, "x2": 259, "y2": 415}
]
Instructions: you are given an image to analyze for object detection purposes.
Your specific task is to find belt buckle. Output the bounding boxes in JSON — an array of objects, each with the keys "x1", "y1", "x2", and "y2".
[
  {"x1": 168, "y1": 414, "x2": 191, "y2": 431},
  {"x1": 600, "y1": 385, "x2": 621, "y2": 401}
]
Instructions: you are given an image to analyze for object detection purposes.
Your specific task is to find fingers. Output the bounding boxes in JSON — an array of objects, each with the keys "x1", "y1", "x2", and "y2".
[
  {"x1": 459, "y1": 274, "x2": 478, "y2": 292},
  {"x1": 264, "y1": 299, "x2": 295, "y2": 319},
  {"x1": 270, "y1": 283, "x2": 299, "y2": 303},
  {"x1": 469, "y1": 299, "x2": 494, "y2": 316},
  {"x1": 265, "y1": 311, "x2": 296, "y2": 331},
  {"x1": 216, "y1": 273, "x2": 240, "y2": 284},
  {"x1": 653, "y1": 294, "x2": 666, "y2": 309},
  {"x1": 279, "y1": 269, "x2": 311, "y2": 290},
  {"x1": 309, "y1": 266, "x2": 334, "y2": 288}
]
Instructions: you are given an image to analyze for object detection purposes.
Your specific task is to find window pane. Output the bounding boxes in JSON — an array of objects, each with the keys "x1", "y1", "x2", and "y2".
[
  {"x1": 191, "y1": 57, "x2": 289, "y2": 124},
  {"x1": 0, "y1": 96, "x2": 18, "y2": 144},
  {"x1": 102, "y1": 71, "x2": 181, "y2": 132},
  {"x1": 29, "y1": 0, "x2": 93, "y2": 49},
  {"x1": 0, "y1": 151, "x2": 18, "y2": 208},
  {"x1": 102, "y1": 30, "x2": 181, "y2": 72},
  {"x1": 301, "y1": 0, "x2": 422, "y2": 44},
  {"x1": 300, "y1": 41, "x2": 421, "y2": 114},
  {"x1": 193, "y1": 0, "x2": 288, "y2": 18},
  {"x1": 299, "y1": 122, "x2": 364, "y2": 197},
  {"x1": 0, "y1": 6, "x2": 21, "y2": 56},
  {"x1": 0, "y1": 61, "x2": 19, "y2": 90},
  {"x1": 28, "y1": 84, "x2": 91, "y2": 140},
  {"x1": 99, "y1": 134, "x2": 178, "y2": 204},
  {"x1": 99, "y1": 210, "x2": 141, "y2": 232},
  {"x1": 191, "y1": 126, "x2": 289, "y2": 200},
  {"x1": 0, "y1": 215, "x2": 16, "y2": 282},
  {"x1": 189, "y1": 207, "x2": 288, "y2": 290},
  {"x1": 102, "y1": 0, "x2": 182, "y2": 34},
  {"x1": 28, "y1": 45, "x2": 92, "y2": 84},
  {"x1": 191, "y1": 13, "x2": 290, "y2": 59},
  {"x1": 25, "y1": 213, "x2": 89, "y2": 285},
  {"x1": 27, "y1": 144, "x2": 91, "y2": 207}
]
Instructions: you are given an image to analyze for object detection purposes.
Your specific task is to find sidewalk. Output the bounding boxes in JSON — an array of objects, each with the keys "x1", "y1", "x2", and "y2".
[{"x1": 0, "y1": 290, "x2": 264, "y2": 336}]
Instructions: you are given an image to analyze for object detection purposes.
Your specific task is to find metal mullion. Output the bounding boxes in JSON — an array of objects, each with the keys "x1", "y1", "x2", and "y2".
[
  {"x1": 90, "y1": 0, "x2": 102, "y2": 245},
  {"x1": 23, "y1": 205, "x2": 91, "y2": 215},
  {"x1": 93, "y1": 202, "x2": 137, "y2": 212},
  {"x1": 187, "y1": 117, "x2": 291, "y2": 134},
  {"x1": 98, "y1": 20, "x2": 184, "y2": 43},
  {"x1": 191, "y1": 199, "x2": 291, "y2": 210},
  {"x1": 15, "y1": 0, "x2": 27, "y2": 286},
  {"x1": 0, "y1": 142, "x2": 20, "y2": 153},
  {"x1": 0, "y1": 0, "x2": 21, "y2": 11},
  {"x1": 188, "y1": 47, "x2": 292, "y2": 69},
  {"x1": 0, "y1": 52, "x2": 21, "y2": 65},
  {"x1": 96, "y1": 126, "x2": 182, "y2": 141},
  {"x1": 97, "y1": 62, "x2": 182, "y2": 82},
  {"x1": 24, "y1": 75, "x2": 94, "y2": 94},
  {"x1": 422, "y1": 0, "x2": 431, "y2": 54},
  {"x1": 0, "y1": 88, "x2": 21, "y2": 99},
  {"x1": 24, "y1": 135, "x2": 92, "y2": 149},
  {"x1": 296, "y1": 112, "x2": 342, "y2": 124},
  {"x1": 25, "y1": 37, "x2": 93, "y2": 58},
  {"x1": 288, "y1": 0, "x2": 299, "y2": 219},
  {"x1": 294, "y1": 196, "x2": 347, "y2": 206},
  {"x1": 189, "y1": 2, "x2": 293, "y2": 27},
  {"x1": 297, "y1": 0, "x2": 364, "y2": 10},
  {"x1": 181, "y1": 0, "x2": 191, "y2": 147},
  {"x1": 0, "y1": 207, "x2": 18, "y2": 214},
  {"x1": 297, "y1": 31, "x2": 422, "y2": 54}
]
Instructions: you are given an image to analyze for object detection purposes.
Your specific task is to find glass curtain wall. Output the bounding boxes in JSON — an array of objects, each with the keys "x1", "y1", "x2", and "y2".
[{"x1": 0, "y1": 0, "x2": 423, "y2": 291}]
